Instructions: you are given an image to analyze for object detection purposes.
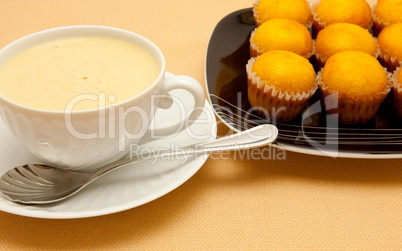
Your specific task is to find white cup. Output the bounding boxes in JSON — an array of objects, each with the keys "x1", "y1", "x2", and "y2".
[{"x1": 0, "y1": 25, "x2": 205, "y2": 171}]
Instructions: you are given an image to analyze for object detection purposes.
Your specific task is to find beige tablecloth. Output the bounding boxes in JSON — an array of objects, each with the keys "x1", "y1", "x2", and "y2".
[{"x1": 0, "y1": 0, "x2": 401, "y2": 250}]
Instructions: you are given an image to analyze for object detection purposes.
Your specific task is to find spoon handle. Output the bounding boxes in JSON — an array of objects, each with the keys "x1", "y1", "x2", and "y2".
[
  {"x1": 194, "y1": 124, "x2": 278, "y2": 152},
  {"x1": 93, "y1": 124, "x2": 278, "y2": 177}
]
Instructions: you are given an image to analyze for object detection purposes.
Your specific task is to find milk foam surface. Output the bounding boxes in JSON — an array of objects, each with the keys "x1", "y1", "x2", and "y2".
[{"x1": 0, "y1": 36, "x2": 160, "y2": 111}]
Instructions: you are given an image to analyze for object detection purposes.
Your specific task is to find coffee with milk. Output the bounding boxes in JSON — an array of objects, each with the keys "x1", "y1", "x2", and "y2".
[{"x1": 0, "y1": 36, "x2": 160, "y2": 111}]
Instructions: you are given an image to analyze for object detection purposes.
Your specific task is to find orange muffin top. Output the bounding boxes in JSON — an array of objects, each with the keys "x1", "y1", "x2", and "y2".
[
  {"x1": 315, "y1": 23, "x2": 377, "y2": 61},
  {"x1": 374, "y1": 0, "x2": 402, "y2": 25},
  {"x1": 252, "y1": 50, "x2": 315, "y2": 94},
  {"x1": 251, "y1": 19, "x2": 313, "y2": 58},
  {"x1": 322, "y1": 51, "x2": 388, "y2": 98},
  {"x1": 254, "y1": 0, "x2": 312, "y2": 26},
  {"x1": 314, "y1": 0, "x2": 372, "y2": 29},
  {"x1": 378, "y1": 23, "x2": 402, "y2": 61}
]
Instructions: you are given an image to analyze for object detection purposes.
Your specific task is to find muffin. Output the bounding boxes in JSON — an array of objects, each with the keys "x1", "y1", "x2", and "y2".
[
  {"x1": 318, "y1": 51, "x2": 391, "y2": 125},
  {"x1": 392, "y1": 67, "x2": 402, "y2": 117},
  {"x1": 250, "y1": 19, "x2": 313, "y2": 58},
  {"x1": 312, "y1": 0, "x2": 372, "y2": 34},
  {"x1": 247, "y1": 50, "x2": 317, "y2": 122},
  {"x1": 315, "y1": 23, "x2": 377, "y2": 66},
  {"x1": 373, "y1": 0, "x2": 402, "y2": 35},
  {"x1": 253, "y1": 0, "x2": 312, "y2": 27},
  {"x1": 378, "y1": 23, "x2": 402, "y2": 71}
]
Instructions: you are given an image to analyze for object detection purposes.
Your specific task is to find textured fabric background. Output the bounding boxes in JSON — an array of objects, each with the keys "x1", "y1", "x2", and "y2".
[{"x1": 0, "y1": 0, "x2": 401, "y2": 250}]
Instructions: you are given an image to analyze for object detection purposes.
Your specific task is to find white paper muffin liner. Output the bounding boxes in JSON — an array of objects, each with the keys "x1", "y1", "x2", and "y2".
[
  {"x1": 372, "y1": 4, "x2": 391, "y2": 36},
  {"x1": 311, "y1": 8, "x2": 327, "y2": 34},
  {"x1": 246, "y1": 57, "x2": 318, "y2": 122},
  {"x1": 317, "y1": 69, "x2": 392, "y2": 125},
  {"x1": 391, "y1": 67, "x2": 402, "y2": 117},
  {"x1": 378, "y1": 50, "x2": 402, "y2": 72},
  {"x1": 249, "y1": 27, "x2": 314, "y2": 58},
  {"x1": 252, "y1": 0, "x2": 313, "y2": 28}
]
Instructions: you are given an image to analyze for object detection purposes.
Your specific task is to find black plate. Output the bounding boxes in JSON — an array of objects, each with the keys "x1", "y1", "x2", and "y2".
[{"x1": 205, "y1": 8, "x2": 402, "y2": 156}]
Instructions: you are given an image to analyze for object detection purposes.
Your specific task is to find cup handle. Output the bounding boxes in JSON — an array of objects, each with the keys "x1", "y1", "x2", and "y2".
[{"x1": 151, "y1": 75, "x2": 205, "y2": 137}]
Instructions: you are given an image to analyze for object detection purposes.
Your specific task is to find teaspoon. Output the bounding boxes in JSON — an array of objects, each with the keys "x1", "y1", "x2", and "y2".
[{"x1": 0, "y1": 124, "x2": 278, "y2": 204}]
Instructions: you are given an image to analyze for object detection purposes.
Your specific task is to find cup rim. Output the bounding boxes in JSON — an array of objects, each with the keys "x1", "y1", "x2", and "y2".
[{"x1": 0, "y1": 25, "x2": 166, "y2": 114}]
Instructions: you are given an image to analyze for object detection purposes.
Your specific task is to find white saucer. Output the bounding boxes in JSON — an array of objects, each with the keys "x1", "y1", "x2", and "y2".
[{"x1": 0, "y1": 73, "x2": 217, "y2": 219}]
